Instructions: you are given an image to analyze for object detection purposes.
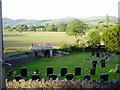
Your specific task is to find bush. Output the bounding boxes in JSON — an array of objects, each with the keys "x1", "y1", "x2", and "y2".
[{"x1": 4, "y1": 50, "x2": 34, "y2": 57}]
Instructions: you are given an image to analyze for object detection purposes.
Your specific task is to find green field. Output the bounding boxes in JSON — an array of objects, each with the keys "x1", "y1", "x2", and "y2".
[
  {"x1": 3, "y1": 31, "x2": 76, "y2": 52},
  {"x1": 6, "y1": 52, "x2": 118, "y2": 81}
]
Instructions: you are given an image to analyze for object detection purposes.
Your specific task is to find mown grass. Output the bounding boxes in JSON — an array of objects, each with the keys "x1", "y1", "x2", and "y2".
[
  {"x1": 3, "y1": 31, "x2": 76, "y2": 52},
  {"x1": 6, "y1": 52, "x2": 118, "y2": 81}
]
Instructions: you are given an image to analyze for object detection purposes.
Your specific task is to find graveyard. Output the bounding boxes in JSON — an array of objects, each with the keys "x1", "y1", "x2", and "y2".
[{"x1": 5, "y1": 51, "x2": 118, "y2": 81}]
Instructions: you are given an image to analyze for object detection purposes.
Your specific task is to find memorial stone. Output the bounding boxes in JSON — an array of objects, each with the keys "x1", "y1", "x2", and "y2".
[
  {"x1": 84, "y1": 75, "x2": 90, "y2": 80},
  {"x1": 65, "y1": 73, "x2": 74, "y2": 80},
  {"x1": 32, "y1": 74, "x2": 40, "y2": 80},
  {"x1": 60, "y1": 67, "x2": 67, "y2": 76},
  {"x1": 20, "y1": 67, "x2": 28, "y2": 76},
  {"x1": 14, "y1": 75, "x2": 22, "y2": 81},
  {"x1": 49, "y1": 74, "x2": 57, "y2": 80},
  {"x1": 74, "y1": 67, "x2": 81, "y2": 75},
  {"x1": 100, "y1": 74, "x2": 109, "y2": 81},
  {"x1": 90, "y1": 67, "x2": 96, "y2": 75},
  {"x1": 46, "y1": 67, "x2": 53, "y2": 76}
]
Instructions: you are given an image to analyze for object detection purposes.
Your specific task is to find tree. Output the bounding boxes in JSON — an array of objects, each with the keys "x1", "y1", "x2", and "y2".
[
  {"x1": 87, "y1": 29, "x2": 101, "y2": 48},
  {"x1": 102, "y1": 24, "x2": 120, "y2": 52},
  {"x1": 4, "y1": 25, "x2": 10, "y2": 29},
  {"x1": 15, "y1": 24, "x2": 28, "y2": 33},
  {"x1": 66, "y1": 19, "x2": 88, "y2": 38},
  {"x1": 57, "y1": 23, "x2": 66, "y2": 32},
  {"x1": 29, "y1": 25, "x2": 36, "y2": 32},
  {"x1": 106, "y1": 14, "x2": 109, "y2": 26}
]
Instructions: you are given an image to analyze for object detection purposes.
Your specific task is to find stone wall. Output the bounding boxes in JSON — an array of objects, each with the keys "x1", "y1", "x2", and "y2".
[{"x1": 4, "y1": 54, "x2": 36, "y2": 66}]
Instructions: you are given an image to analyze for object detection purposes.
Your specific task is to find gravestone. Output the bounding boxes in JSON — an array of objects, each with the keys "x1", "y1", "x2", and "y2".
[
  {"x1": 65, "y1": 73, "x2": 74, "y2": 80},
  {"x1": 91, "y1": 51, "x2": 95, "y2": 56},
  {"x1": 32, "y1": 74, "x2": 40, "y2": 80},
  {"x1": 101, "y1": 52, "x2": 105, "y2": 57},
  {"x1": 14, "y1": 75, "x2": 22, "y2": 81},
  {"x1": 92, "y1": 63, "x2": 96, "y2": 68},
  {"x1": 49, "y1": 74, "x2": 57, "y2": 80},
  {"x1": 74, "y1": 67, "x2": 81, "y2": 75},
  {"x1": 96, "y1": 52, "x2": 100, "y2": 57},
  {"x1": 115, "y1": 64, "x2": 120, "y2": 73},
  {"x1": 60, "y1": 67, "x2": 67, "y2": 76},
  {"x1": 108, "y1": 56, "x2": 112, "y2": 63},
  {"x1": 100, "y1": 59, "x2": 105, "y2": 68},
  {"x1": 90, "y1": 67, "x2": 96, "y2": 75},
  {"x1": 20, "y1": 67, "x2": 28, "y2": 76},
  {"x1": 84, "y1": 75, "x2": 90, "y2": 80},
  {"x1": 100, "y1": 74, "x2": 109, "y2": 81},
  {"x1": 92, "y1": 60, "x2": 97, "y2": 64},
  {"x1": 46, "y1": 67, "x2": 53, "y2": 76}
]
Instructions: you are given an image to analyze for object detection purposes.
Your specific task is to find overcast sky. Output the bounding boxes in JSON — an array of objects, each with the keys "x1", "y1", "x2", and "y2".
[{"x1": 2, "y1": 0, "x2": 119, "y2": 20}]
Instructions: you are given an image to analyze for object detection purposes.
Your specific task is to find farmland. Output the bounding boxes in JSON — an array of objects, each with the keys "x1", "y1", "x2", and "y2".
[{"x1": 3, "y1": 31, "x2": 76, "y2": 52}]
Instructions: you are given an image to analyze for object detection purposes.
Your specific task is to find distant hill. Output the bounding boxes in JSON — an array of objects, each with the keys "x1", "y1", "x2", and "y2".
[{"x1": 3, "y1": 16, "x2": 118, "y2": 27}]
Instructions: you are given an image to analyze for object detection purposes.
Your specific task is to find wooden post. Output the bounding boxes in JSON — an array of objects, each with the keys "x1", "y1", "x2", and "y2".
[{"x1": 0, "y1": 0, "x2": 6, "y2": 89}]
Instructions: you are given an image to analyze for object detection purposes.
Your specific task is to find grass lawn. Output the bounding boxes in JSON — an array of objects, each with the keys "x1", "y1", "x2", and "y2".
[
  {"x1": 3, "y1": 31, "x2": 76, "y2": 52},
  {"x1": 6, "y1": 52, "x2": 118, "y2": 81}
]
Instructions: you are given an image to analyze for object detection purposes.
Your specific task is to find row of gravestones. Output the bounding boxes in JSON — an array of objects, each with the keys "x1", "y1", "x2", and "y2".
[{"x1": 14, "y1": 67, "x2": 109, "y2": 81}]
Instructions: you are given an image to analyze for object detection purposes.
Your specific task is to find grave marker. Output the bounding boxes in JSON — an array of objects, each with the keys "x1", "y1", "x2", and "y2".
[
  {"x1": 14, "y1": 75, "x2": 22, "y2": 81},
  {"x1": 65, "y1": 73, "x2": 74, "y2": 80},
  {"x1": 60, "y1": 67, "x2": 67, "y2": 76},
  {"x1": 92, "y1": 63, "x2": 96, "y2": 68},
  {"x1": 100, "y1": 59, "x2": 105, "y2": 68},
  {"x1": 49, "y1": 74, "x2": 57, "y2": 80},
  {"x1": 32, "y1": 74, "x2": 40, "y2": 80},
  {"x1": 46, "y1": 67, "x2": 53, "y2": 76},
  {"x1": 115, "y1": 64, "x2": 120, "y2": 73},
  {"x1": 90, "y1": 67, "x2": 96, "y2": 75},
  {"x1": 84, "y1": 74, "x2": 90, "y2": 80},
  {"x1": 20, "y1": 67, "x2": 28, "y2": 76},
  {"x1": 74, "y1": 67, "x2": 81, "y2": 75},
  {"x1": 100, "y1": 74, "x2": 109, "y2": 81}
]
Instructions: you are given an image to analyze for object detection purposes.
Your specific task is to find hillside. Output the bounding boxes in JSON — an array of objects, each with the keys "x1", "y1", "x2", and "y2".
[{"x1": 3, "y1": 16, "x2": 118, "y2": 27}]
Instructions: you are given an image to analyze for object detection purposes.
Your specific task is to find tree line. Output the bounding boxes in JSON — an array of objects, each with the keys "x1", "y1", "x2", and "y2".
[{"x1": 4, "y1": 22, "x2": 67, "y2": 32}]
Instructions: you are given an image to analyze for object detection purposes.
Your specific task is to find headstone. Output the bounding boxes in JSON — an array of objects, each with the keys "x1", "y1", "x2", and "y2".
[
  {"x1": 20, "y1": 67, "x2": 28, "y2": 76},
  {"x1": 108, "y1": 56, "x2": 112, "y2": 62},
  {"x1": 92, "y1": 63, "x2": 96, "y2": 68},
  {"x1": 90, "y1": 67, "x2": 96, "y2": 75},
  {"x1": 49, "y1": 74, "x2": 57, "y2": 80},
  {"x1": 101, "y1": 52, "x2": 105, "y2": 57},
  {"x1": 92, "y1": 60, "x2": 97, "y2": 64},
  {"x1": 91, "y1": 51, "x2": 95, "y2": 56},
  {"x1": 14, "y1": 75, "x2": 22, "y2": 81},
  {"x1": 100, "y1": 59, "x2": 105, "y2": 68},
  {"x1": 65, "y1": 73, "x2": 74, "y2": 80},
  {"x1": 115, "y1": 64, "x2": 120, "y2": 73},
  {"x1": 74, "y1": 67, "x2": 81, "y2": 75},
  {"x1": 60, "y1": 67, "x2": 67, "y2": 76},
  {"x1": 100, "y1": 74, "x2": 109, "y2": 81},
  {"x1": 46, "y1": 67, "x2": 53, "y2": 76},
  {"x1": 96, "y1": 52, "x2": 100, "y2": 57},
  {"x1": 32, "y1": 74, "x2": 40, "y2": 80},
  {"x1": 84, "y1": 75, "x2": 90, "y2": 80}
]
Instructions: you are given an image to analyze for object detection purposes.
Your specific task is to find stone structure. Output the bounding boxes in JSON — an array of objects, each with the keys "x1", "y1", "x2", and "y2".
[{"x1": 30, "y1": 43, "x2": 53, "y2": 57}]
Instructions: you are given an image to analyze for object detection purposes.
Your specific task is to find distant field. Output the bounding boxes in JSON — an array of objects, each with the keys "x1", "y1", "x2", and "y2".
[{"x1": 3, "y1": 31, "x2": 76, "y2": 52}]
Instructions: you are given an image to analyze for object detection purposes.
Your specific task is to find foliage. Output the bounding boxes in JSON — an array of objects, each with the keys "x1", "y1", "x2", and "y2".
[
  {"x1": 56, "y1": 23, "x2": 66, "y2": 32},
  {"x1": 66, "y1": 19, "x2": 88, "y2": 38},
  {"x1": 29, "y1": 25, "x2": 36, "y2": 32},
  {"x1": 15, "y1": 24, "x2": 28, "y2": 33},
  {"x1": 4, "y1": 50, "x2": 34, "y2": 57},
  {"x1": 102, "y1": 24, "x2": 120, "y2": 52},
  {"x1": 87, "y1": 29, "x2": 101, "y2": 48}
]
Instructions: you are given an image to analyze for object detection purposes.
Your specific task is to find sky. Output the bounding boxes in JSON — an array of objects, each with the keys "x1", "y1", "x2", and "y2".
[{"x1": 2, "y1": 0, "x2": 119, "y2": 20}]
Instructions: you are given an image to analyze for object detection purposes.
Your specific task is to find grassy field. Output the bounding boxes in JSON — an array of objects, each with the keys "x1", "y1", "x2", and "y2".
[
  {"x1": 6, "y1": 52, "x2": 118, "y2": 81},
  {"x1": 3, "y1": 31, "x2": 76, "y2": 52}
]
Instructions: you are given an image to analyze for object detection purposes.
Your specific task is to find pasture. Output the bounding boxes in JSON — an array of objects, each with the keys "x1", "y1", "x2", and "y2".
[
  {"x1": 6, "y1": 52, "x2": 118, "y2": 81},
  {"x1": 3, "y1": 31, "x2": 76, "y2": 52}
]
